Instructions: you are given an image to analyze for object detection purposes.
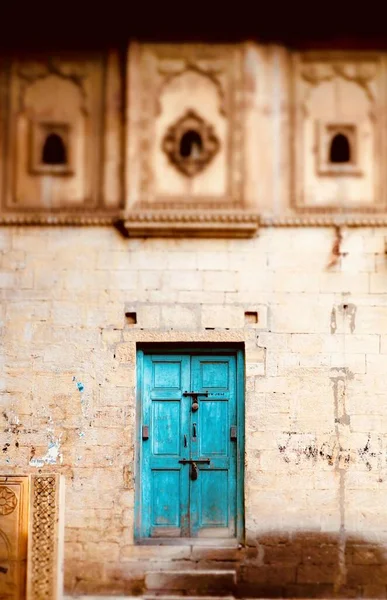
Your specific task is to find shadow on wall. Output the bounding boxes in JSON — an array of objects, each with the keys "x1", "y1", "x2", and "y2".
[{"x1": 239, "y1": 531, "x2": 387, "y2": 598}]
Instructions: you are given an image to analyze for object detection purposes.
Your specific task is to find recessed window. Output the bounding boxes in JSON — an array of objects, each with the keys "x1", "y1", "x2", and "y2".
[
  {"x1": 329, "y1": 133, "x2": 351, "y2": 164},
  {"x1": 125, "y1": 312, "x2": 137, "y2": 325},
  {"x1": 179, "y1": 130, "x2": 203, "y2": 159},
  {"x1": 162, "y1": 109, "x2": 220, "y2": 177},
  {"x1": 42, "y1": 133, "x2": 67, "y2": 166},
  {"x1": 29, "y1": 121, "x2": 73, "y2": 176},
  {"x1": 317, "y1": 122, "x2": 361, "y2": 177},
  {"x1": 245, "y1": 311, "x2": 258, "y2": 325}
]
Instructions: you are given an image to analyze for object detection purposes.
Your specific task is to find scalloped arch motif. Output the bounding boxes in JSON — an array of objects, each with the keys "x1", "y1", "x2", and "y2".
[{"x1": 301, "y1": 61, "x2": 378, "y2": 102}]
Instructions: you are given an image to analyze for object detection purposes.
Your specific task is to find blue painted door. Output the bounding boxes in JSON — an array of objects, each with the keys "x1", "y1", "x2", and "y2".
[{"x1": 138, "y1": 351, "x2": 241, "y2": 539}]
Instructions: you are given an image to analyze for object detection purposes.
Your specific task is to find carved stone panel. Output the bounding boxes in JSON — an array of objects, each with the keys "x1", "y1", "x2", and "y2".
[
  {"x1": 1, "y1": 55, "x2": 106, "y2": 211},
  {"x1": 162, "y1": 109, "x2": 220, "y2": 177},
  {"x1": 127, "y1": 43, "x2": 244, "y2": 209},
  {"x1": 293, "y1": 52, "x2": 385, "y2": 210},
  {"x1": 0, "y1": 476, "x2": 29, "y2": 600}
]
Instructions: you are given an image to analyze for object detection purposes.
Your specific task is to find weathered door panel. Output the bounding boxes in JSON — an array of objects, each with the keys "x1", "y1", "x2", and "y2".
[
  {"x1": 142, "y1": 354, "x2": 190, "y2": 537},
  {"x1": 138, "y1": 351, "x2": 241, "y2": 540},
  {"x1": 190, "y1": 356, "x2": 237, "y2": 537}
]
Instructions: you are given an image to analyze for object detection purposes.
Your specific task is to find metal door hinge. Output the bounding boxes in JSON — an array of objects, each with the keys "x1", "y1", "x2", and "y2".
[
  {"x1": 230, "y1": 426, "x2": 237, "y2": 441},
  {"x1": 142, "y1": 425, "x2": 149, "y2": 440}
]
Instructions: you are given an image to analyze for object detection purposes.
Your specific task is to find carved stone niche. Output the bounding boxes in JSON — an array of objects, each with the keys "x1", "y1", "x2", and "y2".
[
  {"x1": 124, "y1": 43, "x2": 259, "y2": 237},
  {"x1": 293, "y1": 52, "x2": 385, "y2": 211},
  {"x1": 0, "y1": 52, "x2": 123, "y2": 213}
]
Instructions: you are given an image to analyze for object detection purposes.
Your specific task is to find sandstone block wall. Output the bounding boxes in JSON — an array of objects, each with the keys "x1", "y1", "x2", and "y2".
[{"x1": 2, "y1": 225, "x2": 387, "y2": 596}]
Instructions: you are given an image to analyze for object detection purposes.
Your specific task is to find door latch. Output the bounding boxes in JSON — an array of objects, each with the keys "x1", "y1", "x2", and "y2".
[
  {"x1": 190, "y1": 462, "x2": 198, "y2": 481},
  {"x1": 183, "y1": 391, "x2": 209, "y2": 412},
  {"x1": 179, "y1": 459, "x2": 210, "y2": 465},
  {"x1": 179, "y1": 458, "x2": 210, "y2": 480}
]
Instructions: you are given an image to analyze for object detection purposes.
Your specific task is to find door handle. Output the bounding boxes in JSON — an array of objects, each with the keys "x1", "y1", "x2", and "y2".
[
  {"x1": 183, "y1": 390, "x2": 209, "y2": 412},
  {"x1": 192, "y1": 423, "x2": 197, "y2": 441}
]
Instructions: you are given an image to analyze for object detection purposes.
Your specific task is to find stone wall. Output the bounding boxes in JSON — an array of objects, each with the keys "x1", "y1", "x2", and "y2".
[{"x1": 2, "y1": 224, "x2": 387, "y2": 596}]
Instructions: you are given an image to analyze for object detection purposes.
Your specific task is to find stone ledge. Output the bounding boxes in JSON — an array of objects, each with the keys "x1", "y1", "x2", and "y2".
[
  {"x1": 116, "y1": 211, "x2": 260, "y2": 238},
  {"x1": 4, "y1": 209, "x2": 387, "y2": 231},
  {"x1": 0, "y1": 212, "x2": 117, "y2": 226},
  {"x1": 260, "y1": 214, "x2": 387, "y2": 227}
]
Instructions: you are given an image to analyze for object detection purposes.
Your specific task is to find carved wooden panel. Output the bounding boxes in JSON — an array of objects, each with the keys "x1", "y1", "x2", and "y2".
[
  {"x1": 27, "y1": 474, "x2": 64, "y2": 600},
  {"x1": 0, "y1": 476, "x2": 29, "y2": 600},
  {"x1": 1, "y1": 54, "x2": 106, "y2": 211},
  {"x1": 127, "y1": 43, "x2": 244, "y2": 209},
  {"x1": 293, "y1": 52, "x2": 385, "y2": 210}
]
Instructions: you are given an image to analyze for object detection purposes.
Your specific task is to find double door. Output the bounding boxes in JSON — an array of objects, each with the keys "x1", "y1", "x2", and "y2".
[{"x1": 137, "y1": 351, "x2": 242, "y2": 539}]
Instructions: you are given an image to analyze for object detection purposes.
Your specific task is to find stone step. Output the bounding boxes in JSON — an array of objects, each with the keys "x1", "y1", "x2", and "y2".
[
  {"x1": 144, "y1": 596, "x2": 235, "y2": 600},
  {"x1": 145, "y1": 569, "x2": 237, "y2": 596}
]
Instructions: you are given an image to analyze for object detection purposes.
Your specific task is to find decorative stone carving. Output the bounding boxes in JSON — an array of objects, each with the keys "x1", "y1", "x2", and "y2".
[
  {"x1": 0, "y1": 53, "x2": 115, "y2": 212},
  {"x1": 300, "y1": 61, "x2": 377, "y2": 98},
  {"x1": 27, "y1": 474, "x2": 64, "y2": 600},
  {"x1": 3, "y1": 209, "x2": 387, "y2": 230},
  {"x1": 117, "y1": 209, "x2": 260, "y2": 238},
  {"x1": 293, "y1": 52, "x2": 384, "y2": 210},
  {"x1": 127, "y1": 43, "x2": 245, "y2": 209},
  {"x1": 0, "y1": 487, "x2": 17, "y2": 517},
  {"x1": 162, "y1": 109, "x2": 220, "y2": 177}
]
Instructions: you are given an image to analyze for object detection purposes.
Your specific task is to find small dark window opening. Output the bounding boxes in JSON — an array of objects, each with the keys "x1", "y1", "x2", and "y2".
[
  {"x1": 125, "y1": 311, "x2": 137, "y2": 325},
  {"x1": 180, "y1": 130, "x2": 203, "y2": 159},
  {"x1": 245, "y1": 311, "x2": 258, "y2": 324},
  {"x1": 329, "y1": 133, "x2": 351, "y2": 164},
  {"x1": 42, "y1": 133, "x2": 67, "y2": 166}
]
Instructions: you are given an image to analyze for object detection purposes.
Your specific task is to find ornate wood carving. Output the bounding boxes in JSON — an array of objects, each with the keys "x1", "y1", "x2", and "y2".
[
  {"x1": 0, "y1": 476, "x2": 29, "y2": 600},
  {"x1": 27, "y1": 474, "x2": 64, "y2": 600},
  {"x1": 0, "y1": 487, "x2": 18, "y2": 517}
]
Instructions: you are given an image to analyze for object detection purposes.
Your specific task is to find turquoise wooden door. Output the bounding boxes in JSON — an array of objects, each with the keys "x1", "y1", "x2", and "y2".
[{"x1": 136, "y1": 350, "x2": 243, "y2": 539}]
